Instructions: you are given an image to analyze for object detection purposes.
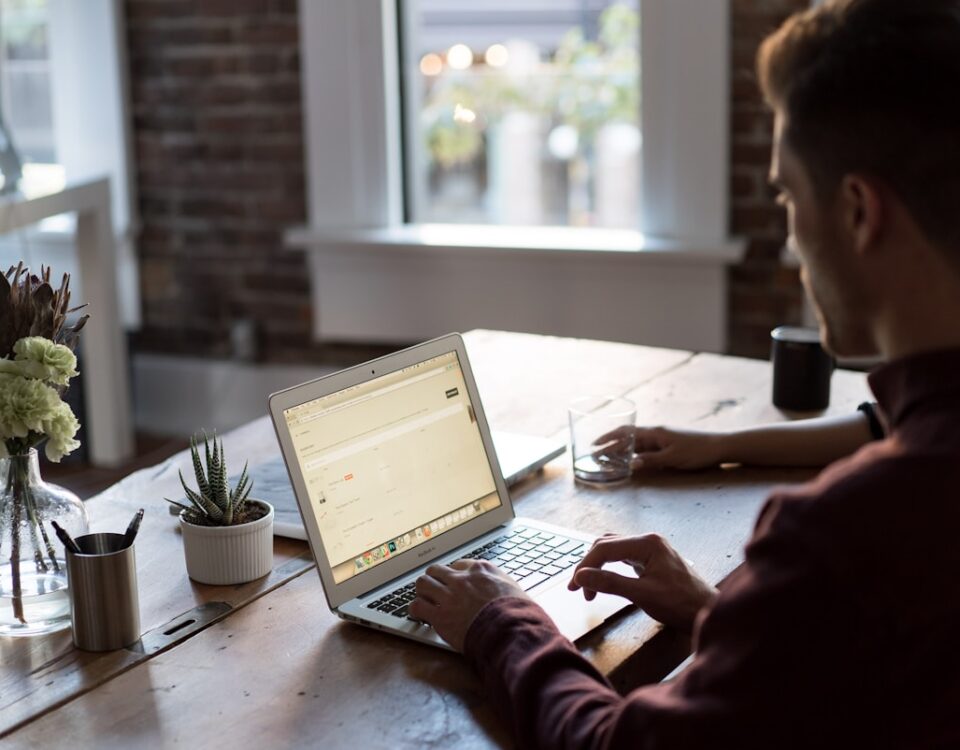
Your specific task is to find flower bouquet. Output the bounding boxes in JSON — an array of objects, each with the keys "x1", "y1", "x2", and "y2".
[{"x1": 0, "y1": 263, "x2": 89, "y2": 636}]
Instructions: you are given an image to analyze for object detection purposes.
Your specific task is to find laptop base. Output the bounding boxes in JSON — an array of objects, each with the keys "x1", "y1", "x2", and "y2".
[{"x1": 337, "y1": 518, "x2": 634, "y2": 650}]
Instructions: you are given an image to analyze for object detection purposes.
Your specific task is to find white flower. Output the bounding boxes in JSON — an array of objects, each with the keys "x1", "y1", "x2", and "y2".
[
  {"x1": 0, "y1": 374, "x2": 61, "y2": 439},
  {"x1": 12, "y1": 337, "x2": 78, "y2": 386},
  {"x1": 42, "y1": 401, "x2": 81, "y2": 463},
  {"x1": 0, "y1": 358, "x2": 32, "y2": 378}
]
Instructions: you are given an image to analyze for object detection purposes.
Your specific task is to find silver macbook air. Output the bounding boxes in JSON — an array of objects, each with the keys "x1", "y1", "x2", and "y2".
[{"x1": 268, "y1": 333, "x2": 631, "y2": 650}]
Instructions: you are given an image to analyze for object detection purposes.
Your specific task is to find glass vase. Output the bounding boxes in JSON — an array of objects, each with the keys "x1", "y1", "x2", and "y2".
[{"x1": 0, "y1": 449, "x2": 88, "y2": 636}]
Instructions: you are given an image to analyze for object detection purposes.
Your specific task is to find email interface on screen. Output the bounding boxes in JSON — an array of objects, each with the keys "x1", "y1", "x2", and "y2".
[{"x1": 284, "y1": 352, "x2": 501, "y2": 584}]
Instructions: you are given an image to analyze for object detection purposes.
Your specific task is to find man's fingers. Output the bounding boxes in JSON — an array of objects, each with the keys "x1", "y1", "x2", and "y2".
[
  {"x1": 632, "y1": 450, "x2": 667, "y2": 470},
  {"x1": 570, "y1": 534, "x2": 664, "y2": 590},
  {"x1": 592, "y1": 436, "x2": 633, "y2": 456},
  {"x1": 415, "y1": 573, "x2": 449, "y2": 604},
  {"x1": 572, "y1": 568, "x2": 640, "y2": 601},
  {"x1": 593, "y1": 425, "x2": 635, "y2": 446},
  {"x1": 633, "y1": 427, "x2": 668, "y2": 451},
  {"x1": 425, "y1": 563, "x2": 459, "y2": 582},
  {"x1": 408, "y1": 597, "x2": 438, "y2": 623}
]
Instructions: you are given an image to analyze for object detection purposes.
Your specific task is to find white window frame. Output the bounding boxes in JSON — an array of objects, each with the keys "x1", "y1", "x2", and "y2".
[
  {"x1": 48, "y1": 0, "x2": 139, "y2": 328},
  {"x1": 289, "y1": 0, "x2": 744, "y2": 352}
]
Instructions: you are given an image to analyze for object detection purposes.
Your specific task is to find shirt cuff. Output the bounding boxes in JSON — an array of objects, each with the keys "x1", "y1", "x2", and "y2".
[
  {"x1": 857, "y1": 401, "x2": 886, "y2": 440},
  {"x1": 463, "y1": 596, "x2": 559, "y2": 666},
  {"x1": 461, "y1": 594, "x2": 622, "y2": 749}
]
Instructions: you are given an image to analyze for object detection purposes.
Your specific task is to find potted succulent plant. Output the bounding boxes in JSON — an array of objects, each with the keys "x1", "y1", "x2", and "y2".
[{"x1": 166, "y1": 433, "x2": 273, "y2": 585}]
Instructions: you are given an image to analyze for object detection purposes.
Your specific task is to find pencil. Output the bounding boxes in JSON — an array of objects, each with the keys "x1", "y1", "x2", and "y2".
[
  {"x1": 51, "y1": 520, "x2": 82, "y2": 555},
  {"x1": 122, "y1": 508, "x2": 145, "y2": 548}
]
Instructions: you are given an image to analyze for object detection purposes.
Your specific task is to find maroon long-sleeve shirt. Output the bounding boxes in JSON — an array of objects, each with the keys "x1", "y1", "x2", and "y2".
[{"x1": 464, "y1": 348, "x2": 960, "y2": 749}]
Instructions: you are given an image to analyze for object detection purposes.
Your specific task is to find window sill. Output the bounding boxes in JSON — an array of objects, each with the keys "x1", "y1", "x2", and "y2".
[
  {"x1": 285, "y1": 224, "x2": 745, "y2": 266},
  {"x1": 285, "y1": 223, "x2": 745, "y2": 352}
]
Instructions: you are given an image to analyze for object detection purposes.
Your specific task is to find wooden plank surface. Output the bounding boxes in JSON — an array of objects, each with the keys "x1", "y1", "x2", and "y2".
[
  {"x1": 464, "y1": 329, "x2": 695, "y2": 437},
  {"x1": 0, "y1": 418, "x2": 313, "y2": 737},
  {"x1": 3, "y1": 331, "x2": 873, "y2": 746}
]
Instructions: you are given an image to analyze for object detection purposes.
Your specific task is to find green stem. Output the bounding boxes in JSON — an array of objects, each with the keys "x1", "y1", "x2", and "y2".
[
  {"x1": 13, "y1": 460, "x2": 47, "y2": 574},
  {"x1": 23, "y1": 480, "x2": 59, "y2": 572},
  {"x1": 7, "y1": 464, "x2": 25, "y2": 624},
  {"x1": 4, "y1": 442, "x2": 58, "y2": 625}
]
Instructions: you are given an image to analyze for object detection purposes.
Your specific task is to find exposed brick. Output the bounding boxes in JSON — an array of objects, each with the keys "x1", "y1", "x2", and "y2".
[
  {"x1": 730, "y1": 171, "x2": 761, "y2": 201},
  {"x1": 268, "y1": 0, "x2": 298, "y2": 16},
  {"x1": 232, "y1": 20, "x2": 299, "y2": 45},
  {"x1": 732, "y1": 205, "x2": 787, "y2": 233},
  {"x1": 726, "y1": 0, "x2": 810, "y2": 357},
  {"x1": 195, "y1": 0, "x2": 270, "y2": 17},
  {"x1": 127, "y1": 25, "x2": 233, "y2": 48},
  {"x1": 126, "y1": 0, "x2": 312, "y2": 361},
  {"x1": 126, "y1": 0, "x2": 196, "y2": 22}
]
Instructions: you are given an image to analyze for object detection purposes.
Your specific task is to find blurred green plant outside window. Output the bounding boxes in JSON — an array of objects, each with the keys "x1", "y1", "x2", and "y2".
[{"x1": 403, "y1": 1, "x2": 641, "y2": 229}]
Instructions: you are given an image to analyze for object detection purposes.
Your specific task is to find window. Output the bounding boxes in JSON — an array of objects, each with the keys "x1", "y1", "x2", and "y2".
[
  {"x1": 298, "y1": 0, "x2": 729, "y2": 242},
  {"x1": 401, "y1": 1, "x2": 641, "y2": 229},
  {"x1": 292, "y1": 1, "x2": 741, "y2": 352},
  {"x1": 0, "y1": 0, "x2": 63, "y2": 194}
]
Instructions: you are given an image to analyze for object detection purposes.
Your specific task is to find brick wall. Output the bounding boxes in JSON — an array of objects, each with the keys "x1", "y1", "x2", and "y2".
[
  {"x1": 126, "y1": 0, "x2": 808, "y2": 362},
  {"x1": 728, "y1": 0, "x2": 809, "y2": 358},
  {"x1": 126, "y1": 0, "x2": 314, "y2": 363}
]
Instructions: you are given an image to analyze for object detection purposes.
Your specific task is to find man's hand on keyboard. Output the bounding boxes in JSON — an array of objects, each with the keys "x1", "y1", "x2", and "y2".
[
  {"x1": 409, "y1": 560, "x2": 527, "y2": 652},
  {"x1": 568, "y1": 533, "x2": 718, "y2": 632}
]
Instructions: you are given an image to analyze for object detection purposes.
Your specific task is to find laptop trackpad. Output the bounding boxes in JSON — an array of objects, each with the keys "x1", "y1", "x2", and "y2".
[{"x1": 534, "y1": 562, "x2": 636, "y2": 643}]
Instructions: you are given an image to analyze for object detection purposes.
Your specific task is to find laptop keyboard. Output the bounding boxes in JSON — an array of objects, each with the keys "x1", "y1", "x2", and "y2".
[{"x1": 364, "y1": 527, "x2": 588, "y2": 623}]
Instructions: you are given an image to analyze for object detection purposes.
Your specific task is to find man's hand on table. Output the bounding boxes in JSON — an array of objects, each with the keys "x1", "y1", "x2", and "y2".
[
  {"x1": 569, "y1": 534, "x2": 718, "y2": 632},
  {"x1": 409, "y1": 560, "x2": 529, "y2": 651},
  {"x1": 597, "y1": 425, "x2": 724, "y2": 471}
]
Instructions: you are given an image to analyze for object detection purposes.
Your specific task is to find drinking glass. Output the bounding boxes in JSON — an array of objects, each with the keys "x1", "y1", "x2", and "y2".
[{"x1": 568, "y1": 396, "x2": 636, "y2": 485}]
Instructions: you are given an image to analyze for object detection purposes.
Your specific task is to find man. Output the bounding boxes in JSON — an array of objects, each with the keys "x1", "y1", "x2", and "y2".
[{"x1": 410, "y1": 0, "x2": 960, "y2": 746}]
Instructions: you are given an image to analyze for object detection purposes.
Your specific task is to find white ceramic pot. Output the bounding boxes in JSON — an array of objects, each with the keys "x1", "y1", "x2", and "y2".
[{"x1": 179, "y1": 500, "x2": 274, "y2": 585}]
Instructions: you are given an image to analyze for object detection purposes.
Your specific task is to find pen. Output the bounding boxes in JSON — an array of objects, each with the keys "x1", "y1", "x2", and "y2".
[
  {"x1": 51, "y1": 520, "x2": 82, "y2": 555},
  {"x1": 122, "y1": 508, "x2": 145, "y2": 548}
]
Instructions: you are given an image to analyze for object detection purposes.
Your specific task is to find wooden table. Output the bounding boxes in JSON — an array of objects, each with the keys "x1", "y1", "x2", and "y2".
[{"x1": 0, "y1": 330, "x2": 872, "y2": 748}]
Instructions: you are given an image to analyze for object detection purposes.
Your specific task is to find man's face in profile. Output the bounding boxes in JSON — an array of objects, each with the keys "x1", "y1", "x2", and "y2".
[{"x1": 770, "y1": 113, "x2": 878, "y2": 358}]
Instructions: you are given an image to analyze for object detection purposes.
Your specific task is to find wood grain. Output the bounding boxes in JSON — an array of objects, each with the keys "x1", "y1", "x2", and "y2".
[
  {"x1": 5, "y1": 567, "x2": 512, "y2": 750},
  {"x1": 0, "y1": 417, "x2": 313, "y2": 736},
  {"x1": 464, "y1": 329, "x2": 694, "y2": 436},
  {"x1": 3, "y1": 331, "x2": 873, "y2": 746}
]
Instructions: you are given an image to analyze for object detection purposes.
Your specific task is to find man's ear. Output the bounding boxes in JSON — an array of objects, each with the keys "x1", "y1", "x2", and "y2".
[{"x1": 840, "y1": 174, "x2": 884, "y2": 255}]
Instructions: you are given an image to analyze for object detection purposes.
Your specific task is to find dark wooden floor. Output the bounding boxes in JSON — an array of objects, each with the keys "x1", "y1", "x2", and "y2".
[{"x1": 42, "y1": 434, "x2": 190, "y2": 500}]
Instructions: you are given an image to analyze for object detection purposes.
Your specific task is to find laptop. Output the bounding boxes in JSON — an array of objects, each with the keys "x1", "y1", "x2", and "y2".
[
  {"x1": 268, "y1": 333, "x2": 633, "y2": 650},
  {"x1": 496, "y1": 431, "x2": 565, "y2": 486}
]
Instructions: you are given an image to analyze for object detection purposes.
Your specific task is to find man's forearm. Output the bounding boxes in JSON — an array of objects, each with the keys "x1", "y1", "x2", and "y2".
[
  {"x1": 718, "y1": 411, "x2": 872, "y2": 467},
  {"x1": 465, "y1": 598, "x2": 631, "y2": 749}
]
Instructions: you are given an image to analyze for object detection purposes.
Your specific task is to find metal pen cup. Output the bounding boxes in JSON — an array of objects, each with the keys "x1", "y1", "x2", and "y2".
[{"x1": 66, "y1": 532, "x2": 141, "y2": 651}]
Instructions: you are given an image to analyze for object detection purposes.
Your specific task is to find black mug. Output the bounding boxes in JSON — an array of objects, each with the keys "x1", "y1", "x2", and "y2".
[{"x1": 770, "y1": 326, "x2": 834, "y2": 411}]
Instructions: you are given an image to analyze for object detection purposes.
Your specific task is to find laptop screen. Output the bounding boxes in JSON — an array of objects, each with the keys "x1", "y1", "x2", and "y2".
[{"x1": 283, "y1": 351, "x2": 501, "y2": 584}]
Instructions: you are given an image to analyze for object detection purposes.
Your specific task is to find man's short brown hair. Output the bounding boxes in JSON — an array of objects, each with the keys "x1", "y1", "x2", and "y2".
[{"x1": 757, "y1": 0, "x2": 960, "y2": 253}]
